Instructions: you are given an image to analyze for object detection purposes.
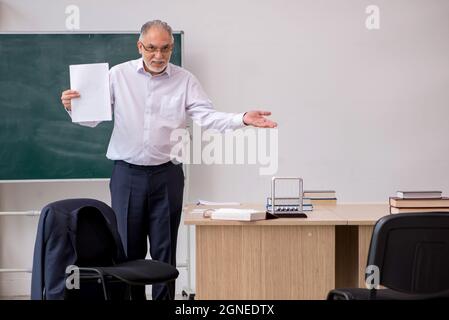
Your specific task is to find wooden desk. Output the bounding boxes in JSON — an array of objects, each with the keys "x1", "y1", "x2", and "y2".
[
  {"x1": 184, "y1": 204, "x2": 347, "y2": 299},
  {"x1": 184, "y1": 203, "x2": 389, "y2": 299}
]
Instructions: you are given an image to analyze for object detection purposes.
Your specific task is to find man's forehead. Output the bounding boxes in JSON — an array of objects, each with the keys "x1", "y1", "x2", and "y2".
[{"x1": 142, "y1": 27, "x2": 171, "y2": 42}]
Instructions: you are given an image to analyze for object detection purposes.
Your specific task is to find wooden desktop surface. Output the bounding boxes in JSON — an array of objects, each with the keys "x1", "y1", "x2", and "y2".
[
  {"x1": 184, "y1": 203, "x2": 390, "y2": 225},
  {"x1": 329, "y1": 203, "x2": 390, "y2": 225}
]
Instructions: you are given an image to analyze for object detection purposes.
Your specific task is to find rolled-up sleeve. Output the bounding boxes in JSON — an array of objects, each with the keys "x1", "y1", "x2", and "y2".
[{"x1": 185, "y1": 74, "x2": 245, "y2": 132}]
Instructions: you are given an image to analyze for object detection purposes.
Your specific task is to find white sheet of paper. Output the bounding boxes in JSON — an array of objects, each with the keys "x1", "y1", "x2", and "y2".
[
  {"x1": 197, "y1": 199, "x2": 241, "y2": 206},
  {"x1": 69, "y1": 63, "x2": 112, "y2": 123}
]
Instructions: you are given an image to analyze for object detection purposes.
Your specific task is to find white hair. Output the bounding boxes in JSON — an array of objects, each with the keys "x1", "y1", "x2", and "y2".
[{"x1": 139, "y1": 20, "x2": 174, "y2": 44}]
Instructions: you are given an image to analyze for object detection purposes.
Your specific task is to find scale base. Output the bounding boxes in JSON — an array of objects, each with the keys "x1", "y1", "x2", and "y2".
[{"x1": 266, "y1": 211, "x2": 308, "y2": 219}]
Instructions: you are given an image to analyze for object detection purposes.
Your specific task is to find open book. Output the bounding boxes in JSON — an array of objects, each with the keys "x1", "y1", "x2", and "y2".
[{"x1": 210, "y1": 208, "x2": 266, "y2": 221}]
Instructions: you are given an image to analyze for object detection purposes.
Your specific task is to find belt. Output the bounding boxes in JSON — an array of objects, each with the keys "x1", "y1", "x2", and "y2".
[{"x1": 114, "y1": 160, "x2": 176, "y2": 170}]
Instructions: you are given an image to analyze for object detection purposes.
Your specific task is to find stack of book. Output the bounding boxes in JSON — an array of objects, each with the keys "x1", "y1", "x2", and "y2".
[
  {"x1": 304, "y1": 190, "x2": 337, "y2": 205},
  {"x1": 389, "y1": 190, "x2": 449, "y2": 214}
]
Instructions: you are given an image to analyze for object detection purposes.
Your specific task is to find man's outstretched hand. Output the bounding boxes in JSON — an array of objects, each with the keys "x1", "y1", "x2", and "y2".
[{"x1": 243, "y1": 111, "x2": 277, "y2": 128}]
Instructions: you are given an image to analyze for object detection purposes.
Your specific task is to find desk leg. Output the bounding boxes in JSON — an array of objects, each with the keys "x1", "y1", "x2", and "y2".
[{"x1": 195, "y1": 225, "x2": 335, "y2": 300}]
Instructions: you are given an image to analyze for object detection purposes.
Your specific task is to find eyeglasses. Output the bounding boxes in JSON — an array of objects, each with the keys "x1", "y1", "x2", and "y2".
[{"x1": 139, "y1": 42, "x2": 173, "y2": 54}]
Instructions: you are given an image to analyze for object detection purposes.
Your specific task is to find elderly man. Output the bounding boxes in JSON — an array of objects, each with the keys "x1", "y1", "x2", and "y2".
[{"x1": 61, "y1": 20, "x2": 276, "y2": 300}]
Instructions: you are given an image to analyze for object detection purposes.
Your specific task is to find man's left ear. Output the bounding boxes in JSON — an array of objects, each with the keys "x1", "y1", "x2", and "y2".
[{"x1": 136, "y1": 42, "x2": 142, "y2": 55}]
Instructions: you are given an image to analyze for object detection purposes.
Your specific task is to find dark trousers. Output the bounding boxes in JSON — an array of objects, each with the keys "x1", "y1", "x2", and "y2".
[{"x1": 110, "y1": 160, "x2": 184, "y2": 300}]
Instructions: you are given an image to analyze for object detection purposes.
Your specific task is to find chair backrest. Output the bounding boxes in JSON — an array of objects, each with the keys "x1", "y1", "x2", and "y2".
[
  {"x1": 75, "y1": 206, "x2": 118, "y2": 267},
  {"x1": 366, "y1": 213, "x2": 449, "y2": 294}
]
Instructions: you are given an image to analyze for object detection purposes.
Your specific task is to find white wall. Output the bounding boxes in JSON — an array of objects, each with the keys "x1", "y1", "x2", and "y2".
[{"x1": 1, "y1": 0, "x2": 449, "y2": 297}]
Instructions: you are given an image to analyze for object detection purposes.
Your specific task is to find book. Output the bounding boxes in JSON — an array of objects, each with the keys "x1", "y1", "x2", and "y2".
[
  {"x1": 389, "y1": 197, "x2": 449, "y2": 208},
  {"x1": 310, "y1": 199, "x2": 337, "y2": 205},
  {"x1": 396, "y1": 191, "x2": 442, "y2": 199},
  {"x1": 210, "y1": 208, "x2": 266, "y2": 221},
  {"x1": 390, "y1": 207, "x2": 449, "y2": 214},
  {"x1": 303, "y1": 190, "x2": 336, "y2": 199}
]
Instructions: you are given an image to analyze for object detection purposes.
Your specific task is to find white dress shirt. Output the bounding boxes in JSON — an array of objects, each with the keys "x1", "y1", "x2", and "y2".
[{"x1": 70, "y1": 58, "x2": 245, "y2": 165}]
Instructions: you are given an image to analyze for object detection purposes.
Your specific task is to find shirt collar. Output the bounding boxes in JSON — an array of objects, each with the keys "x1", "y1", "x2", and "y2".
[{"x1": 136, "y1": 58, "x2": 171, "y2": 77}]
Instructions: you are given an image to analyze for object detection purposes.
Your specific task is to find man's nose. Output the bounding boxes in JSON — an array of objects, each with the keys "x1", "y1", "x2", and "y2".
[{"x1": 154, "y1": 50, "x2": 163, "y2": 59}]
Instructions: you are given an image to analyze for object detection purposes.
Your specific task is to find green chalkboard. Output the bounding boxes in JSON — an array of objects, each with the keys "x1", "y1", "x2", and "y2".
[{"x1": 0, "y1": 32, "x2": 183, "y2": 180}]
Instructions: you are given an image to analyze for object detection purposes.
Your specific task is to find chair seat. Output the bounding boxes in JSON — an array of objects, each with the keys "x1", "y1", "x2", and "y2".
[
  {"x1": 96, "y1": 259, "x2": 179, "y2": 286},
  {"x1": 328, "y1": 288, "x2": 449, "y2": 300}
]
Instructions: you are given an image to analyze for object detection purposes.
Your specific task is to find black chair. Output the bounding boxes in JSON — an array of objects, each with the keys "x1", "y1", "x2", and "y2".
[
  {"x1": 328, "y1": 213, "x2": 449, "y2": 300},
  {"x1": 31, "y1": 199, "x2": 179, "y2": 300}
]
